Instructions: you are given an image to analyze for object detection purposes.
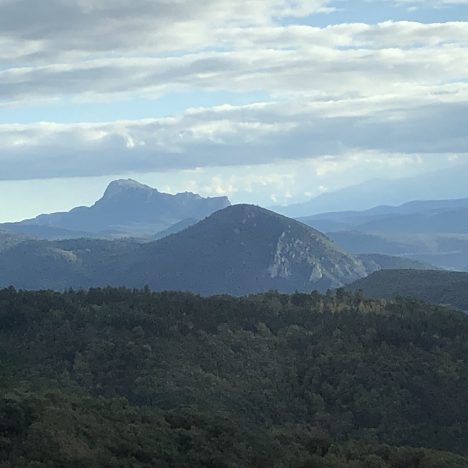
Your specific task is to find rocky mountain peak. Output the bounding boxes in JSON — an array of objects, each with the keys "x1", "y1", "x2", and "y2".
[{"x1": 102, "y1": 179, "x2": 155, "y2": 200}]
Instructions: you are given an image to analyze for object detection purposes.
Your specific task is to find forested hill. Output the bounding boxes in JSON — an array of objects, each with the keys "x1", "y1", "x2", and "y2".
[
  {"x1": 1, "y1": 288, "x2": 468, "y2": 467},
  {"x1": 348, "y1": 269, "x2": 468, "y2": 311}
]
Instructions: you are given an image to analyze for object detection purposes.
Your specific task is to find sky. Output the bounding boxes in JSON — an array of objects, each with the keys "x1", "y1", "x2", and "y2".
[{"x1": 1, "y1": 0, "x2": 468, "y2": 222}]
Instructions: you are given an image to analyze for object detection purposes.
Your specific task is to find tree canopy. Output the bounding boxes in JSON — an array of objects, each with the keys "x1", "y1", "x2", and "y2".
[{"x1": 1, "y1": 287, "x2": 467, "y2": 467}]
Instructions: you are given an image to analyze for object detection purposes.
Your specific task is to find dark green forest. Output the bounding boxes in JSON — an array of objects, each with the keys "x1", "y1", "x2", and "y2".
[
  {"x1": 1, "y1": 287, "x2": 468, "y2": 467},
  {"x1": 348, "y1": 269, "x2": 468, "y2": 311}
]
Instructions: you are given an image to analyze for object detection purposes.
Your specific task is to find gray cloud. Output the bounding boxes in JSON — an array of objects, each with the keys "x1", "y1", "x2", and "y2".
[
  {"x1": 0, "y1": 0, "x2": 331, "y2": 63},
  {"x1": 1, "y1": 25, "x2": 467, "y2": 104},
  {"x1": 0, "y1": 98, "x2": 467, "y2": 180}
]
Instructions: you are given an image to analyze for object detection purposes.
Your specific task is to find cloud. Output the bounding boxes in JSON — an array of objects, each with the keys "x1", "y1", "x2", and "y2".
[
  {"x1": 1, "y1": 21, "x2": 467, "y2": 105},
  {"x1": 0, "y1": 0, "x2": 332, "y2": 64},
  {"x1": 395, "y1": 0, "x2": 468, "y2": 6},
  {"x1": 1, "y1": 94, "x2": 468, "y2": 180}
]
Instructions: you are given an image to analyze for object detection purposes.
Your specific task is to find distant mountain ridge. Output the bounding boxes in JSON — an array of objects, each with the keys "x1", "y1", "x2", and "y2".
[
  {"x1": 273, "y1": 163, "x2": 468, "y2": 217},
  {"x1": 295, "y1": 196, "x2": 468, "y2": 271},
  {"x1": 299, "y1": 197, "x2": 468, "y2": 233},
  {"x1": 1, "y1": 179, "x2": 231, "y2": 239}
]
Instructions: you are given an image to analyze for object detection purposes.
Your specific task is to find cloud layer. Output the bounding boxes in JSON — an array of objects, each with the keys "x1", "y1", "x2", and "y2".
[
  {"x1": 2, "y1": 93, "x2": 468, "y2": 180},
  {"x1": 0, "y1": 0, "x2": 467, "y2": 195}
]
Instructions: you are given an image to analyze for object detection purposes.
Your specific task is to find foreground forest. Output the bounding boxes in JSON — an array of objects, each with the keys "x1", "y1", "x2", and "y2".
[{"x1": 1, "y1": 288, "x2": 468, "y2": 467}]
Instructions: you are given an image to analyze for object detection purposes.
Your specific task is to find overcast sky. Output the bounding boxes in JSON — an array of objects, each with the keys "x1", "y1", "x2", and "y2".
[{"x1": 1, "y1": 0, "x2": 468, "y2": 221}]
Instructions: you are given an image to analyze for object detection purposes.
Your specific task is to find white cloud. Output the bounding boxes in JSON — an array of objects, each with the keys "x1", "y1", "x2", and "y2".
[
  {"x1": 1, "y1": 21, "x2": 467, "y2": 105},
  {"x1": 0, "y1": 0, "x2": 332, "y2": 64},
  {"x1": 395, "y1": 0, "x2": 468, "y2": 6},
  {"x1": 1, "y1": 93, "x2": 468, "y2": 181}
]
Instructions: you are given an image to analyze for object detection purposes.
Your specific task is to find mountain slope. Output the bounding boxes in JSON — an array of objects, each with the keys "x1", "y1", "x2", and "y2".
[
  {"x1": 2, "y1": 179, "x2": 230, "y2": 238},
  {"x1": 152, "y1": 218, "x2": 199, "y2": 240},
  {"x1": 0, "y1": 230, "x2": 29, "y2": 252},
  {"x1": 0, "y1": 238, "x2": 138, "y2": 290},
  {"x1": 348, "y1": 269, "x2": 468, "y2": 311}
]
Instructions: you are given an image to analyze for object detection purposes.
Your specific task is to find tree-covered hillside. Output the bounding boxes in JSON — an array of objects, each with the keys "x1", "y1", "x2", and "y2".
[
  {"x1": 1, "y1": 288, "x2": 468, "y2": 466},
  {"x1": 348, "y1": 269, "x2": 468, "y2": 311}
]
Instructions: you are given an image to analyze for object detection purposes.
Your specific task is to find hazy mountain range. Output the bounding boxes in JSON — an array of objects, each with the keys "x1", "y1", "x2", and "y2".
[
  {"x1": 3, "y1": 177, "x2": 468, "y2": 294},
  {"x1": 3, "y1": 178, "x2": 468, "y2": 275},
  {"x1": 300, "y1": 197, "x2": 468, "y2": 234},
  {"x1": 294, "y1": 197, "x2": 468, "y2": 271},
  {"x1": 273, "y1": 163, "x2": 468, "y2": 217}
]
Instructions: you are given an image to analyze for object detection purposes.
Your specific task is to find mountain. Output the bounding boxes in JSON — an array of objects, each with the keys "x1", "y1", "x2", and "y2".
[
  {"x1": 274, "y1": 163, "x2": 468, "y2": 217},
  {"x1": 120, "y1": 204, "x2": 371, "y2": 295},
  {"x1": 1, "y1": 179, "x2": 231, "y2": 239},
  {"x1": 348, "y1": 269, "x2": 468, "y2": 311}
]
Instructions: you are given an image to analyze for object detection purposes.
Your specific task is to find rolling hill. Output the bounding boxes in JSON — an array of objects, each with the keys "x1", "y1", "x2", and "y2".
[{"x1": 348, "y1": 269, "x2": 468, "y2": 311}]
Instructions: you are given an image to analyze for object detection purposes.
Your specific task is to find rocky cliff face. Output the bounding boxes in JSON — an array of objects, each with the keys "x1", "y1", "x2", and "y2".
[{"x1": 262, "y1": 210, "x2": 368, "y2": 289}]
